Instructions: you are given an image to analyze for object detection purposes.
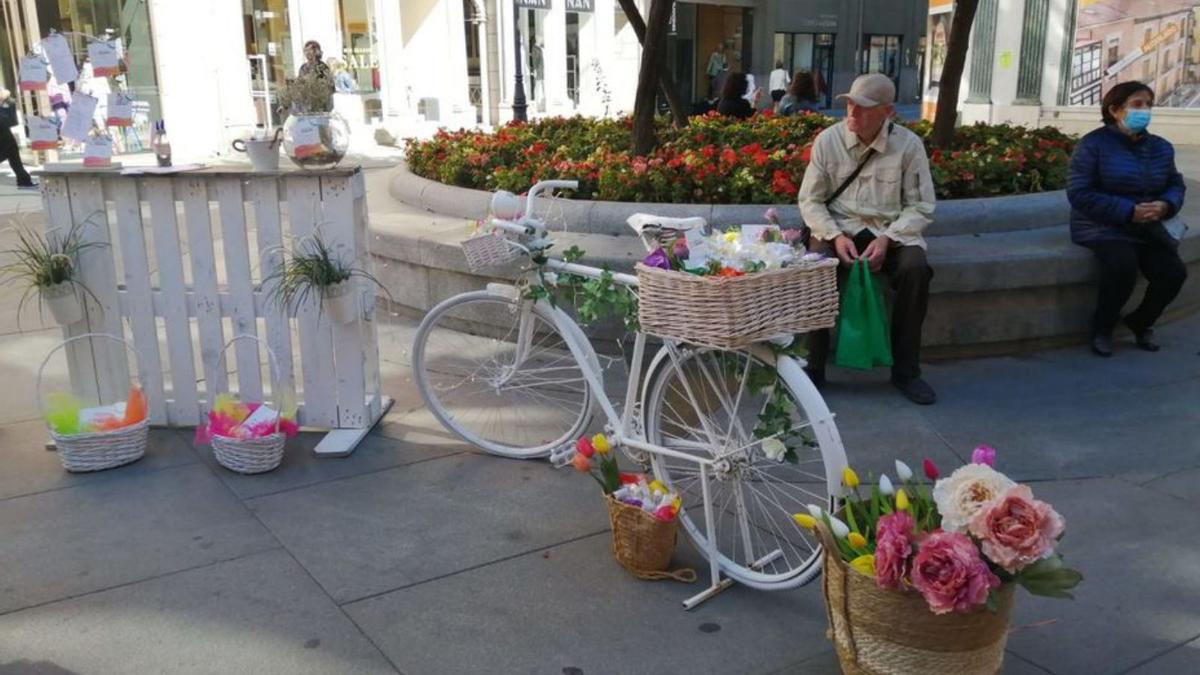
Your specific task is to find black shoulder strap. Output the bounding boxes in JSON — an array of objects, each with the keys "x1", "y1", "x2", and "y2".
[{"x1": 824, "y1": 122, "x2": 894, "y2": 206}]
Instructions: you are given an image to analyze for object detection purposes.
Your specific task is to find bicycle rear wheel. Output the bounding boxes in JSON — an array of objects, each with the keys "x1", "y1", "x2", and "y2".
[
  {"x1": 412, "y1": 291, "x2": 593, "y2": 458},
  {"x1": 642, "y1": 344, "x2": 847, "y2": 590}
]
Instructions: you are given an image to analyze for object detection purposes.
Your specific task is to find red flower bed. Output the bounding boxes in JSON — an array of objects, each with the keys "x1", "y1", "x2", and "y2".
[{"x1": 404, "y1": 113, "x2": 1075, "y2": 203}]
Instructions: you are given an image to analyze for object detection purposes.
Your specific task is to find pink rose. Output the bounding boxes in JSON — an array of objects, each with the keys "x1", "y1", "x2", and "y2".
[
  {"x1": 910, "y1": 530, "x2": 1000, "y2": 614},
  {"x1": 968, "y1": 484, "x2": 1065, "y2": 573},
  {"x1": 874, "y1": 511, "x2": 916, "y2": 590},
  {"x1": 971, "y1": 444, "x2": 997, "y2": 466}
]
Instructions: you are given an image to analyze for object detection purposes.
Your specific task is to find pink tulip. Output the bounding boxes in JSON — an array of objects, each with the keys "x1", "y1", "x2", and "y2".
[
  {"x1": 971, "y1": 444, "x2": 997, "y2": 467},
  {"x1": 923, "y1": 458, "x2": 941, "y2": 481},
  {"x1": 576, "y1": 436, "x2": 595, "y2": 458}
]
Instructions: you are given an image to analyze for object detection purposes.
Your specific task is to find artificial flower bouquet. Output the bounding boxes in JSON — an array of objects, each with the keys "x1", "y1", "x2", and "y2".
[
  {"x1": 194, "y1": 393, "x2": 299, "y2": 445},
  {"x1": 570, "y1": 434, "x2": 692, "y2": 581},
  {"x1": 797, "y1": 447, "x2": 1082, "y2": 675},
  {"x1": 45, "y1": 386, "x2": 147, "y2": 435},
  {"x1": 639, "y1": 208, "x2": 825, "y2": 278}
]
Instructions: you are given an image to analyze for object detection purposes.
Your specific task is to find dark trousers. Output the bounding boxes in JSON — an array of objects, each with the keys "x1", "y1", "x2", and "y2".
[
  {"x1": 0, "y1": 125, "x2": 32, "y2": 186},
  {"x1": 1085, "y1": 239, "x2": 1188, "y2": 336},
  {"x1": 807, "y1": 231, "x2": 934, "y2": 380}
]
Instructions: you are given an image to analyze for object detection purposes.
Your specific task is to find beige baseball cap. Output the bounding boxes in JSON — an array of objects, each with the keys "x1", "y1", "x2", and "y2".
[{"x1": 837, "y1": 73, "x2": 896, "y2": 107}]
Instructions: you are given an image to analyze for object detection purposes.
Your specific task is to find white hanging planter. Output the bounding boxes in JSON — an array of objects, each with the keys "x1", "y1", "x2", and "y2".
[
  {"x1": 322, "y1": 280, "x2": 357, "y2": 324},
  {"x1": 41, "y1": 282, "x2": 83, "y2": 325}
]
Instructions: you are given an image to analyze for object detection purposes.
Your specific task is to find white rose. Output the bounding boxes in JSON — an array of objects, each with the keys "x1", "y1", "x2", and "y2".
[
  {"x1": 932, "y1": 463, "x2": 1017, "y2": 532},
  {"x1": 761, "y1": 437, "x2": 787, "y2": 462}
]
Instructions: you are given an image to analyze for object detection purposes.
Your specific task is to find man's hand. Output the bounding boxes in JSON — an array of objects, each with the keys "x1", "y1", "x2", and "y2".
[
  {"x1": 862, "y1": 235, "x2": 891, "y2": 272},
  {"x1": 833, "y1": 235, "x2": 860, "y2": 265}
]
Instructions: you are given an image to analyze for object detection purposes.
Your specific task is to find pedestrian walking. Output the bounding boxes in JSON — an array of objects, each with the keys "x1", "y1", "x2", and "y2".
[{"x1": 0, "y1": 89, "x2": 37, "y2": 189}]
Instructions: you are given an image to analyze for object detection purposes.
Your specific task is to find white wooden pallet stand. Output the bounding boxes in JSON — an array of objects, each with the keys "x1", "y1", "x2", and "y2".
[{"x1": 40, "y1": 166, "x2": 391, "y2": 457}]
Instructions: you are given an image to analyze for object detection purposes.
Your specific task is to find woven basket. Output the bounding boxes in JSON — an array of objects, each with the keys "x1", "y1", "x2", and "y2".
[
  {"x1": 38, "y1": 333, "x2": 150, "y2": 473},
  {"x1": 604, "y1": 494, "x2": 695, "y2": 582},
  {"x1": 207, "y1": 335, "x2": 287, "y2": 474},
  {"x1": 815, "y1": 522, "x2": 1014, "y2": 675},
  {"x1": 51, "y1": 419, "x2": 149, "y2": 472},
  {"x1": 462, "y1": 232, "x2": 520, "y2": 272},
  {"x1": 636, "y1": 260, "x2": 840, "y2": 350}
]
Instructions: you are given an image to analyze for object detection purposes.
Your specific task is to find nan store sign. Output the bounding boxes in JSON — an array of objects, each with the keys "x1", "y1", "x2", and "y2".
[{"x1": 515, "y1": 0, "x2": 594, "y2": 10}]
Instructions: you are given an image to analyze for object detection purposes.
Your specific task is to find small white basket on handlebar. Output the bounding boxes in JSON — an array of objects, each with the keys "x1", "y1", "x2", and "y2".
[{"x1": 462, "y1": 230, "x2": 521, "y2": 272}]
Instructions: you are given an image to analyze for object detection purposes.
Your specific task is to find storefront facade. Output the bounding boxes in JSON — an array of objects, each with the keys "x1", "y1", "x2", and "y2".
[{"x1": 937, "y1": 0, "x2": 1200, "y2": 144}]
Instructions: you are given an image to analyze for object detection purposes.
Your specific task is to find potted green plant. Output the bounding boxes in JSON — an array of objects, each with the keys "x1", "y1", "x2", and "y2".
[
  {"x1": 1, "y1": 218, "x2": 102, "y2": 327},
  {"x1": 266, "y1": 234, "x2": 388, "y2": 324},
  {"x1": 276, "y1": 77, "x2": 349, "y2": 170}
]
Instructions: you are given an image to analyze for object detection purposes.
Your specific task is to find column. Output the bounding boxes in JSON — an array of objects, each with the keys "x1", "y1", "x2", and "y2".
[
  {"x1": 374, "y1": 0, "x2": 412, "y2": 124},
  {"x1": 1015, "y1": 0, "x2": 1050, "y2": 104},
  {"x1": 966, "y1": 0, "x2": 998, "y2": 103},
  {"x1": 291, "y1": 0, "x2": 344, "y2": 68},
  {"x1": 545, "y1": 0, "x2": 570, "y2": 114},
  {"x1": 445, "y1": 0, "x2": 475, "y2": 126},
  {"x1": 148, "y1": 0, "x2": 254, "y2": 160}
]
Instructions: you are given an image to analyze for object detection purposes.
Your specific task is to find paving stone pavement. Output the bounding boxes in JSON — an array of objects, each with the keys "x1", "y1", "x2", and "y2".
[{"x1": 3, "y1": 161, "x2": 1200, "y2": 674}]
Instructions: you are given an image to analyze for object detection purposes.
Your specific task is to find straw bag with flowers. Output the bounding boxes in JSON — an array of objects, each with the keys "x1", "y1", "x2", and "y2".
[
  {"x1": 798, "y1": 447, "x2": 1082, "y2": 675},
  {"x1": 569, "y1": 433, "x2": 695, "y2": 582}
]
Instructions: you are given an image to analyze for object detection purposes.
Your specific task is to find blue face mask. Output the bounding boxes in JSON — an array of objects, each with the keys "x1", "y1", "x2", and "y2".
[{"x1": 1123, "y1": 108, "x2": 1152, "y2": 133}]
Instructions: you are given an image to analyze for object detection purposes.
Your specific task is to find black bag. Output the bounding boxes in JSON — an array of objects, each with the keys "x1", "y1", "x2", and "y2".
[{"x1": 0, "y1": 103, "x2": 18, "y2": 129}]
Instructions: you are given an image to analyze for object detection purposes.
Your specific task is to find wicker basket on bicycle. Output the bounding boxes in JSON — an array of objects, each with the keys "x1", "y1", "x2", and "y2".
[
  {"x1": 636, "y1": 259, "x2": 840, "y2": 350},
  {"x1": 605, "y1": 494, "x2": 693, "y2": 581}
]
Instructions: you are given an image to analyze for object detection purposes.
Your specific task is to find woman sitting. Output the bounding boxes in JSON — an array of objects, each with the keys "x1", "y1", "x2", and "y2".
[
  {"x1": 716, "y1": 72, "x2": 760, "y2": 120},
  {"x1": 1067, "y1": 81, "x2": 1188, "y2": 357},
  {"x1": 779, "y1": 70, "x2": 821, "y2": 116}
]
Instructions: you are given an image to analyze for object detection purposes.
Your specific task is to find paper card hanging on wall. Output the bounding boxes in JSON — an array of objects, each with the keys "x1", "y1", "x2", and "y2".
[
  {"x1": 290, "y1": 116, "x2": 324, "y2": 158},
  {"x1": 87, "y1": 40, "x2": 120, "y2": 77},
  {"x1": 41, "y1": 33, "x2": 79, "y2": 84},
  {"x1": 19, "y1": 56, "x2": 49, "y2": 91},
  {"x1": 27, "y1": 116, "x2": 60, "y2": 150},
  {"x1": 105, "y1": 93, "x2": 133, "y2": 127},
  {"x1": 83, "y1": 135, "x2": 113, "y2": 167},
  {"x1": 61, "y1": 92, "x2": 97, "y2": 142}
]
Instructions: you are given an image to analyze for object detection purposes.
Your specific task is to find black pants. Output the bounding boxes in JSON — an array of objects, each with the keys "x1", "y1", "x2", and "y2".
[
  {"x1": 807, "y1": 231, "x2": 934, "y2": 380},
  {"x1": 0, "y1": 125, "x2": 32, "y2": 186},
  {"x1": 1085, "y1": 238, "x2": 1188, "y2": 337}
]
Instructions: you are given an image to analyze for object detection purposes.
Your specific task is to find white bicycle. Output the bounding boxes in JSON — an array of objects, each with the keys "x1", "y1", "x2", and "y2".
[{"x1": 412, "y1": 180, "x2": 849, "y2": 607}]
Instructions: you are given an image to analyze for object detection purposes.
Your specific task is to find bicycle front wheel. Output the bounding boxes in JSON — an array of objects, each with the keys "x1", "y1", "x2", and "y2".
[
  {"x1": 642, "y1": 344, "x2": 847, "y2": 590},
  {"x1": 412, "y1": 291, "x2": 593, "y2": 459}
]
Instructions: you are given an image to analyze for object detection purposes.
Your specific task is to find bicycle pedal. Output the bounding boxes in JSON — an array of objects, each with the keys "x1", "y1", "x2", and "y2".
[{"x1": 549, "y1": 445, "x2": 576, "y2": 468}]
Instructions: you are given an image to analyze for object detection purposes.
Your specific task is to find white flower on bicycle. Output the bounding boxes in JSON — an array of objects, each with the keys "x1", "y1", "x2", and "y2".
[
  {"x1": 932, "y1": 463, "x2": 1017, "y2": 533},
  {"x1": 761, "y1": 437, "x2": 787, "y2": 462}
]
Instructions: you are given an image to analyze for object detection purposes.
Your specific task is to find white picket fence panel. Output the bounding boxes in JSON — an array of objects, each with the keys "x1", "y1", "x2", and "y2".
[{"x1": 40, "y1": 167, "x2": 389, "y2": 455}]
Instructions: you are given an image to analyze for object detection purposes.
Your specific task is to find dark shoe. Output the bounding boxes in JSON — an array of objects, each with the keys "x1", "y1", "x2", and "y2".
[
  {"x1": 1124, "y1": 319, "x2": 1161, "y2": 352},
  {"x1": 891, "y1": 375, "x2": 937, "y2": 405},
  {"x1": 804, "y1": 366, "x2": 826, "y2": 389},
  {"x1": 16, "y1": 181, "x2": 38, "y2": 190},
  {"x1": 1090, "y1": 334, "x2": 1113, "y2": 357}
]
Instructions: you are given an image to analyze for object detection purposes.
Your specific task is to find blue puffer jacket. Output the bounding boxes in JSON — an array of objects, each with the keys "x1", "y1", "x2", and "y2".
[{"x1": 1067, "y1": 124, "x2": 1185, "y2": 245}]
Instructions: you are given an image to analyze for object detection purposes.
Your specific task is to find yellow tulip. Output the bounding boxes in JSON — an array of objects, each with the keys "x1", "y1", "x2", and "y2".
[
  {"x1": 592, "y1": 433, "x2": 611, "y2": 454},
  {"x1": 723, "y1": 230, "x2": 738, "y2": 243},
  {"x1": 842, "y1": 467, "x2": 860, "y2": 489},
  {"x1": 648, "y1": 479, "x2": 667, "y2": 494},
  {"x1": 792, "y1": 513, "x2": 817, "y2": 529},
  {"x1": 850, "y1": 554, "x2": 876, "y2": 577},
  {"x1": 848, "y1": 532, "x2": 868, "y2": 550},
  {"x1": 896, "y1": 488, "x2": 910, "y2": 511}
]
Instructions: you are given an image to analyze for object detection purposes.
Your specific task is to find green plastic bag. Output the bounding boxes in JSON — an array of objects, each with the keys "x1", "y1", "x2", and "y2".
[{"x1": 834, "y1": 260, "x2": 893, "y2": 369}]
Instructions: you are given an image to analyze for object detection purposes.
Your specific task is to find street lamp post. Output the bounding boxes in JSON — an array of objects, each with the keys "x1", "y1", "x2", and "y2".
[{"x1": 512, "y1": 1, "x2": 528, "y2": 121}]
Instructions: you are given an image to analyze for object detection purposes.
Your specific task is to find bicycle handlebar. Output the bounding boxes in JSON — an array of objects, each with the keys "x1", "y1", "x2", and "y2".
[{"x1": 521, "y1": 180, "x2": 578, "y2": 232}]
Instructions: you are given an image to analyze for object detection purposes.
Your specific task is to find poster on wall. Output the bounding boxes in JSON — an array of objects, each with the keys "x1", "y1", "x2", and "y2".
[
  {"x1": 921, "y1": 0, "x2": 954, "y2": 121},
  {"x1": 1069, "y1": 0, "x2": 1200, "y2": 107}
]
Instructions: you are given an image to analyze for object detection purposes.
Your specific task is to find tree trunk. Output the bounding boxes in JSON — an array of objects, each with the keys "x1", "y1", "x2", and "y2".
[
  {"x1": 632, "y1": 0, "x2": 675, "y2": 155},
  {"x1": 932, "y1": 0, "x2": 980, "y2": 148},
  {"x1": 616, "y1": 0, "x2": 688, "y2": 127}
]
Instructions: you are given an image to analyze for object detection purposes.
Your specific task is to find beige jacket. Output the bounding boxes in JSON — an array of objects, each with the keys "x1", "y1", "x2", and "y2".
[{"x1": 797, "y1": 121, "x2": 936, "y2": 248}]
